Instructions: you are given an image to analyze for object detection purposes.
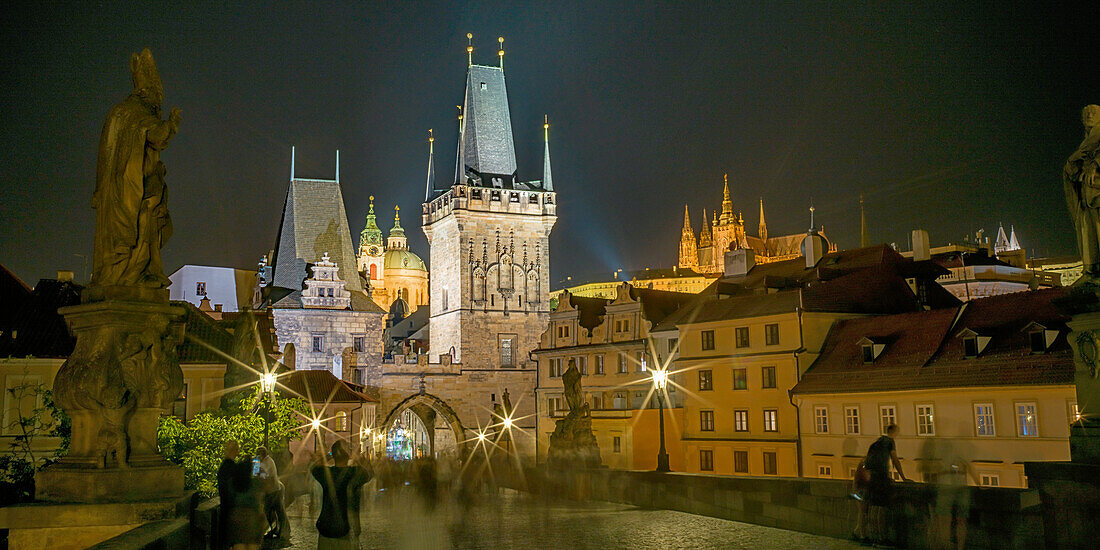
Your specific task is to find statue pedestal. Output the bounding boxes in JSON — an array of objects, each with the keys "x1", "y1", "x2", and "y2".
[
  {"x1": 1025, "y1": 291, "x2": 1100, "y2": 547},
  {"x1": 35, "y1": 292, "x2": 187, "y2": 503},
  {"x1": 0, "y1": 493, "x2": 192, "y2": 550}
]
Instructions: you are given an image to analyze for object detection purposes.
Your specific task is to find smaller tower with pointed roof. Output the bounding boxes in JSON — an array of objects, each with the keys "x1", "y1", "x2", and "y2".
[
  {"x1": 678, "y1": 205, "x2": 698, "y2": 269},
  {"x1": 358, "y1": 196, "x2": 385, "y2": 278}
]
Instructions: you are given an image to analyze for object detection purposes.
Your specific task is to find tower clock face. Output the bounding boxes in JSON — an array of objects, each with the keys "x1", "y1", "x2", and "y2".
[{"x1": 369, "y1": 246, "x2": 380, "y2": 256}]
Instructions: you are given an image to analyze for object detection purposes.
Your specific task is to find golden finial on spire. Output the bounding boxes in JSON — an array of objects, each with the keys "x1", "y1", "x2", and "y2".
[
  {"x1": 498, "y1": 36, "x2": 505, "y2": 69},
  {"x1": 428, "y1": 128, "x2": 434, "y2": 143},
  {"x1": 543, "y1": 114, "x2": 549, "y2": 142},
  {"x1": 466, "y1": 33, "x2": 474, "y2": 66}
]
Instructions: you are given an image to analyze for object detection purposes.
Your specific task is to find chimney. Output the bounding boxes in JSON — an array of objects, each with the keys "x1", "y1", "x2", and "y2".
[
  {"x1": 803, "y1": 231, "x2": 824, "y2": 268},
  {"x1": 725, "y1": 248, "x2": 756, "y2": 277},
  {"x1": 214, "y1": 304, "x2": 223, "y2": 312},
  {"x1": 912, "y1": 229, "x2": 931, "y2": 261},
  {"x1": 56, "y1": 270, "x2": 74, "y2": 282}
]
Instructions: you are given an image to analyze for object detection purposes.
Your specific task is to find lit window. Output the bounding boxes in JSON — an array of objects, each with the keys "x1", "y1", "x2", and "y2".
[
  {"x1": 732, "y1": 368, "x2": 747, "y2": 390},
  {"x1": 763, "y1": 409, "x2": 779, "y2": 432},
  {"x1": 196, "y1": 282, "x2": 207, "y2": 296},
  {"x1": 814, "y1": 407, "x2": 829, "y2": 434},
  {"x1": 818, "y1": 464, "x2": 832, "y2": 478},
  {"x1": 734, "y1": 450, "x2": 748, "y2": 473},
  {"x1": 700, "y1": 410, "x2": 715, "y2": 431},
  {"x1": 1017, "y1": 402, "x2": 1038, "y2": 437},
  {"x1": 917, "y1": 404, "x2": 935, "y2": 436},
  {"x1": 336, "y1": 411, "x2": 349, "y2": 431},
  {"x1": 701, "y1": 330, "x2": 715, "y2": 351},
  {"x1": 613, "y1": 436, "x2": 621, "y2": 453},
  {"x1": 765, "y1": 324, "x2": 780, "y2": 346},
  {"x1": 354, "y1": 336, "x2": 366, "y2": 353},
  {"x1": 980, "y1": 473, "x2": 999, "y2": 487},
  {"x1": 500, "y1": 338, "x2": 514, "y2": 367},
  {"x1": 761, "y1": 366, "x2": 777, "y2": 389},
  {"x1": 594, "y1": 355, "x2": 605, "y2": 375},
  {"x1": 763, "y1": 451, "x2": 778, "y2": 475},
  {"x1": 698, "y1": 369, "x2": 713, "y2": 391},
  {"x1": 974, "y1": 403, "x2": 995, "y2": 436},
  {"x1": 312, "y1": 335, "x2": 324, "y2": 352},
  {"x1": 735, "y1": 327, "x2": 749, "y2": 348},
  {"x1": 700, "y1": 449, "x2": 714, "y2": 471},
  {"x1": 880, "y1": 405, "x2": 897, "y2": 434},
  {"x1": 618, "y1": 354, "x2": 628, "y2": 373},
  {"x1": 845, "y1": 406, "x2": 861, "y2": 435},
  {"x1": 576, "y1": 356, "x2": 587, "y2": 375},
  {"x1": 734, "y1": 409, "x2": 749, "y2": 432},
  {"x1": 636, "y1": 352, "x2": 647, "y2": 372},
  {"x1": 1070, "y1": 401, "x2": 1082, "y2": 425}
]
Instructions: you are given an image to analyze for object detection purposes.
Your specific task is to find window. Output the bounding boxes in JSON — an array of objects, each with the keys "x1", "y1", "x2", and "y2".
[
  {"x1": 171, "y1": 383, "x2": 187, "y2": 419},
  {"x1": 734, "y1": 450, "x2": 749, "y2": 473},
  {"x1": 548, "y1": 396, "x2": 563, "y2": 415},
  {"x1": 471, "y1": 188, "x2": 482, "y2": 200},
  {"x1": 818, "y1": 464, "x2": 832, "y2": 478},
  {"x1": 1070, "y1": 401, "x2": 1082, "y2": 424},
  {"x1": 763, "y1": 451, "x2": 778, "y2": 475},
  {"x1": 735, "y1": 327, "x2": 750, "y2": 348},
  {"x1": 327, "y1": 287, "x2": 334, "y2": 297},
  {"x1": 500, "y1": 338, "x2": 514, "y2": 367},
  {"x1": 880, "y1": 405, "x2": 897, "y2": 434},
  {"x1": 701, "y1": 330, "x2": 715, "y2": 351},
  {"x1": 618, "y1": 354, "x2": 628, "y2": 373},
  {"x1": 668, "y1": 338, "x2": 678, "y2": 354},
  {"x1": 1030, "y1": 331, "x2": 1046, "y2": 353},
  {"x1": 335, "y1": 411, "x2": 349, "y2": 431},
  {"x1": 594, "y1": 355, "x2": 605, "y2": 375},
  {"x1": 613, "y1": 436, "x2": 621, "y2": 453},
  {"x1": 1017, "y1": 402, "x2": 1038, "y2": 436},
  {"x1": 765, "y1": 323, "x2": 780, "y2": 346},
  {"x1": 615, "y1": 319, "x2": 630, "y2": 333},
  {"x1": 814, "y1": 407, "x2": 829, "y2": 434},
  {"x1": 576, "y1": 356, "x2": 588, "y2": 375},
  {"x1": 636, "y1": 352, "x2": 647, "y2": 372},
  {"x1": 700, "y1": 450, "x2": 714, "y2": 471},
  {"x1": 312, "y1": 335, "x2": 324, "y2": 352},
  {"x1": 963, "y1": 337, "x2": 979, "y2": 358},
  {"x1": 732, "y1": 368, "x2": 747, "y2": 390},
  {"x1": 509, "y1": 192, "x2": 519, "y2": 202},
  {"x1": 980, "y1": 473, "x2": 1000, "y2": 487},
  {"x1": 698, "y1": 369, "x2": 713, "y2": 391},
  {"x1": 916, "y1": 404, "x2": 935, "y2": 436},
  {"x1": 591, "y1": 395, "x2": 602, "y2": 409},
  {"x1": 557, "y1": 325, "x2": 570, "y2": 339},
  {"x1": 761, "y1": 366, "x2": 776, "y2": 389},
  {"x1": 353, "y1": 368, "x2": 364, "y2": 385},
  {"x1": 845, "y1": 406, "x2": 861, "y2": 435},
  {"x1": 700, "y1": 410, "x2": 715, "y2": 431},
  {"x1": 442, "y1": 288, "x2": 449, "y2": 310},
  {"x1": 196, "y1": 282, "x2": 207, "y2": 296},
  {"x1": 763, "y1": 409, "x2": 779, "y2": 432},
  {"x1": 974, "y1": 403, "x2": 995, "y2": 436},
  {"x1": 353, "y1": 336, "x2": 366, "y2": 353},
  {"x1": 734, "y1": 409, "x2": 749, "y2": 432},
  {"x1": 613, "y1": 392, "x2": 627, "y2": 409},
  {"x1": 862, "y1": 345, "x2": 875, "y2": 364}
]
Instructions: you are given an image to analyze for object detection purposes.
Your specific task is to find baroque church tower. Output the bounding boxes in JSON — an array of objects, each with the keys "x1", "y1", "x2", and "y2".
[{"x1": 422, "y1": 42, "x2": 557, "y2": 367}]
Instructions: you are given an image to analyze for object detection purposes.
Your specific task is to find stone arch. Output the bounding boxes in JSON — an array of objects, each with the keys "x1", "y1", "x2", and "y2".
[{"x1": 382, "y1": 392, "x2": 468, "y2": 458}]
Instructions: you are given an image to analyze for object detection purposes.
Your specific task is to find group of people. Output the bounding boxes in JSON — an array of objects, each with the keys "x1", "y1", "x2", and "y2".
[
  {"x1": 217, "y1": 441, "x2": 290, "y2": 550},
  {"x1": 218, "y1": 439, "x2": 373, "y2": 550},
  {"x1": 851, "y1": 424, "x2": 976, "y2": 549}
]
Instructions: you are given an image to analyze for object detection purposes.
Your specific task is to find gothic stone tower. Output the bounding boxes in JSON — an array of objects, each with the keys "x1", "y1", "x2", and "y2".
[{"x1": 422, "y1": 62, "x2": 557, "y2": 369}]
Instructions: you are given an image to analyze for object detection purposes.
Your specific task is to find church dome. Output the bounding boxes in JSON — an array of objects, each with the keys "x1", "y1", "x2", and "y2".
[
  {"x1": 389, "y1": 297, "x2": 411, "y2": 319},
  {"x1": 384, "y1": 248, "x2": 427, "y2": 272}
]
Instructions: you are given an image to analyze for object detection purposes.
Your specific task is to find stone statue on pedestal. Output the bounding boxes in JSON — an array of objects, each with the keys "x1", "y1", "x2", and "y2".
[
  {"x1": 1064, "y1": 105, "x2": 1100, "y2": 278},
  {"x1": 37, "y1": 49, "x2": 187, "y2": 502},
  {"x1": 547, "y1": 358, "x2": 600, "y2": 469}
]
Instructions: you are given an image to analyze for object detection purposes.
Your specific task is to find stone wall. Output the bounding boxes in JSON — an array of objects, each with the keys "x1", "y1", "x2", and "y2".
[
  {"x1": 272, "y1": 308, "x2": 383, "y2": 380},
  {"x1": 505, "y1": 469, "x2": 1044, "y2": 549}
]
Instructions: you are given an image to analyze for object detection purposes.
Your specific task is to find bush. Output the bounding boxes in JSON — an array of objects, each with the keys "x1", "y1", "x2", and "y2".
[{"x1": 0, "y1": 382, "x2": 70, "y2": 506}]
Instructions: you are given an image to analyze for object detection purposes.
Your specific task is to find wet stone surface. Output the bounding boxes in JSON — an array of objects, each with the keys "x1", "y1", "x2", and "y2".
[{"x1": 279, "y1": 486, "x2": 862, "y2": 550}]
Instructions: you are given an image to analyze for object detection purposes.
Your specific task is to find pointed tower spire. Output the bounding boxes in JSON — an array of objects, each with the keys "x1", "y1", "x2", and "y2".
[
  {"x1": 1009, "y1": 225, "x2": 1020, "y2": 250},
  {"x1": 758, "y1": 198, "x2": 768, "y2": 242},
  {"x1": 335, "y1": 149, "x2": 340, "y2": 183},
  {"x1": 387, "y1": 205, "x2": 407, "y2": 251},
  {"x1": 542, "y1": 115, "x2": 553, "y2": 191},
  {"x1": 498, "y1": 36, "x2": 505, "y2": 70},
  {"x1": 699, "y1": 208, "x2": 713, "y2": 247},
  {"x1": 290, "y1": 146, "x2": 296, "y2": 180},
  {"x1": 359, "y1": 194, "x2": 383, "y2": 261},
  {"x1": 425, "y1": 129, "x2": 436, "y2": 200},
  {"x1": 678, "y1": 204, "x2": 699, "y2": 269},
  {"x1": 860, "y1": 194, "x2": 870, "y2": 247},
  {"x1": 994, "y1": 223, "x2": 1011, "y2": 254},
  {"x1": 466, "y1": 33, "x2": 474, "y2": 66},
  {"x1": 720, "y1": 174, "x2": 734, "y2": 225}
]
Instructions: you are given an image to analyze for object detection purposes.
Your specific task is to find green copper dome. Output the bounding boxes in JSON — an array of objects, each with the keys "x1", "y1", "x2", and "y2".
[{"x1": 384, "y1": 248, "x2": 426, "y2": 271}]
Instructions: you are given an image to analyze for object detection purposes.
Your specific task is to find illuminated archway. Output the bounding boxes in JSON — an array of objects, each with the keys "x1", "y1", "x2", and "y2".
[{"x1": 382, "y1": 392, "x2": 467, "y2": 460}]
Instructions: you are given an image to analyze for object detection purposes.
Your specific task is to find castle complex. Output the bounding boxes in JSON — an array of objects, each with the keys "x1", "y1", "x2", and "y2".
[{"x1": 678, "y1": 175, "x2": 836, "y2": 273}]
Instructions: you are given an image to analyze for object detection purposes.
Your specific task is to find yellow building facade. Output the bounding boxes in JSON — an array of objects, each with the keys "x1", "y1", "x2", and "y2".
[{"x1": 357, "y1": 199, "x2": 430, "y2": 313}]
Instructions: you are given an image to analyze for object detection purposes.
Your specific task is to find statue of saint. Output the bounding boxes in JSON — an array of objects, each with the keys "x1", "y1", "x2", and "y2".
[
  {"x1": 91, "y1": 48, "x2": 181, "y2": 288},
  {"x1": 1065, "y1": 105, "x2": 1100, "y2": 276},
  {"x1": 562, "y1": 358, "x2": 584, "y2": 412}
]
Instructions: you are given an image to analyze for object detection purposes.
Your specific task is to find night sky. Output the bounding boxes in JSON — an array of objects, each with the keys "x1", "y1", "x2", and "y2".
[{"x1": 2, "y1": 2, "x2": 1097, "y2": 287}]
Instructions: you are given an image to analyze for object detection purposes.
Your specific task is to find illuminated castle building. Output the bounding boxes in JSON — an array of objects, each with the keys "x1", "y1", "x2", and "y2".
[{"x1": 678, "y1": 175, "x2": 836, "y2": 274}]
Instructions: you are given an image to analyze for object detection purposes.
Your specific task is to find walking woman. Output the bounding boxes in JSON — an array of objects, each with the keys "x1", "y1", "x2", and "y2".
[{"x1": 311, "y1": 441, "x2": 371, "y2": 550}]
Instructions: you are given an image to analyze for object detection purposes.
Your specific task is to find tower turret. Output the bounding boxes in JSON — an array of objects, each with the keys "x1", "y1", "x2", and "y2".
[
  {"x1": 357, "y1": 195, "x2": 384, "y2": 274},
  {"x1": 720, "y1": 174, "x2": 734, "y2": 225},
  {"x1": 388, "y1": 205, "x2": 408, "y2": 251},
  {"x1": 758, "y1": 198, "x2": 768, "y2": 243},
  {"x1": 678, "y1": 205, "x2": 698, "y2": 269},
  {"x1": 542, "y1": 115, "x2": 553, "y2": 191},
  {"x1": 699, "y1": 208, "x2": 713, "y2": 247},
  {"x1": 425, "y1": 129, "x2": 436, "y2": 201}
]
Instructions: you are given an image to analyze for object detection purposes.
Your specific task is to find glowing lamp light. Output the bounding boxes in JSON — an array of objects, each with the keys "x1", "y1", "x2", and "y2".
[
  {"x1": 476, "y1": 431, "x2": 487, "y2": 442},
  {"x1": 260, "y1": 372, "x2": 277, "y2": 393},
  {"x1": 311, "y1": 418, "x2": 321, "y2": 431},
  {"x1": 652, "y1": 368, "x2": 669, "y2": 391},
  {"x1": 502, "y1": 416, "x2": 513, "y2": 430}
]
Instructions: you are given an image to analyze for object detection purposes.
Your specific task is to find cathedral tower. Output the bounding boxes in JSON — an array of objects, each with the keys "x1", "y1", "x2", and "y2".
[
  {"x1": 678, "y1": 205, "x2": 698, "y2": 269},
  {"x1": 422, "y1": 55, "x2": 557, "y2": 367}
]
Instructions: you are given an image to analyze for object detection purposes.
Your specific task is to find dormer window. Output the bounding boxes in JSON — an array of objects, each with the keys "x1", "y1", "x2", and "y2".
[
  {"x1": 958, "y1": 328, "x2": 991, "y2": 358},
  {"x1": 856, "y1": 337, "x2": 886, "y2": 364},
  {"x1": 963, "y1": 337, "x2": 979, "y2": 358},
  {"x1": 1023, "y1": 322, "x2": 1059, "y2": 354}
]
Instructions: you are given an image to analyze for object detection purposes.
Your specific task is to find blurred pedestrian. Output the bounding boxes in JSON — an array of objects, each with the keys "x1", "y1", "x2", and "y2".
[
  {"x1": 311, "y1": 441, "x2": 371, "y2": 550},
  {"x1": 217, "y1": 440, "x2": 240, "y2": 548},
  {"x1": 862, "y1": 424, "x2": 909, "y2": 545},
  {"x1": 255, "y1": 446, "x2": 290, "y2": 540},
  {"x1": 922, "y1": 429, "x2": 976, "y2": 550},
  {"x1": 217, "y1": 441, "x2": 265, "y2": 550}
]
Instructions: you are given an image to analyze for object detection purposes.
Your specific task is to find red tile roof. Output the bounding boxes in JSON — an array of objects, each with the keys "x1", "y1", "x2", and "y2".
[
  {"x1": 279, "y1": 369, "x2": 377, "y2": 403},
  {"x1": 792, "y1": 289, "x2": 1074, "y2": 395}
]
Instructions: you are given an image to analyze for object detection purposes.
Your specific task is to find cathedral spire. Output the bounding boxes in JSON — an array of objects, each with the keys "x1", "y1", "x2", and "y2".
[
  {"x1": 720, "y1": 174, "x2": 734, "y2": 225},
  {"x1": 758, "y1": 198, "x2": 768, "y2": 243},
  {"x1": 860, "y1": 194, "x2": 870, "y2": 248},
  {"x1": 542, "y1": 115, "x2": 553, "y2": 191},
  {"x1": 678, "y1": 204, "x2": 699, "y2": 269},
  {"x1": 699, "y1": 208, "x2": 713, "y2": 247},
  {"x1": 682, "y1": 204, "x2": 692, "y2": 233},
  {"x1": 425, "y1": 129, "x2": 436, "y2": 201}
]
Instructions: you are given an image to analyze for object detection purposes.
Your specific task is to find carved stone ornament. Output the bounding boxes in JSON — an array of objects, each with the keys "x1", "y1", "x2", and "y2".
[{"x1": 1077, "y1": 330, "x2": 1100, "y2": 378}]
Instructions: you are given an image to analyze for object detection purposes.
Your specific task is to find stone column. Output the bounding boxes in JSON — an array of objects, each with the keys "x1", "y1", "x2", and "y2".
[{"x1": 1025, "y1": 290, "x2": 1100, "y2": 548}]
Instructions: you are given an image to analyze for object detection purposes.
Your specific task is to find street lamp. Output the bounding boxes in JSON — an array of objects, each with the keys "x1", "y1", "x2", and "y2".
[
  {"x1": 311, "y1": 417, "x2": 323, "y2": 454},
  {"x1": 260, "y1": 372, "x2": 277, "y2": 447},
  {"x1": 653, "y1": 368, "x2": 671, "y2": 472}
]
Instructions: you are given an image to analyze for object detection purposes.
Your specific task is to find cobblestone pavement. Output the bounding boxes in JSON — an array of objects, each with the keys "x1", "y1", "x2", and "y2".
[{"x1": 276, "y1": 486, "x2": 863, "y2": 550}]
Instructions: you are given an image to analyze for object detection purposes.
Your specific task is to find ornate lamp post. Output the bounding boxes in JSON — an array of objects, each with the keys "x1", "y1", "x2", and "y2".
[
  {"x1": 260, "y1": 372, "x2": 277, "y2": 447},
  {"x1": 653, "y1": 367, "x2": 671, "y2": 472}
]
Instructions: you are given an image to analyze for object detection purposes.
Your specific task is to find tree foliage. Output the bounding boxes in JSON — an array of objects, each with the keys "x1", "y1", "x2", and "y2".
[
  {"x1": 0, "y1": 380, "x2": 71, "y2": 505},
  {"x1": 157, "y1": 385, "x2": 309, "y2": 497}
]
